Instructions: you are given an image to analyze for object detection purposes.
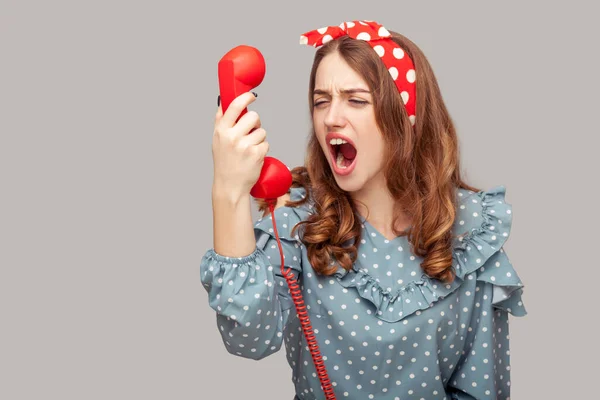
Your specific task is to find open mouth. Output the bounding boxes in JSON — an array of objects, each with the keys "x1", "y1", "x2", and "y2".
[{"x1": 329, "y1": 138, "x2": 357, "y2": 170}]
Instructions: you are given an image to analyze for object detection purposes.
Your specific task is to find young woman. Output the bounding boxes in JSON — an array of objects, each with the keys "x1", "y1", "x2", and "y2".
[{"x1": 202, "y1": 20, "x2": 527, "y2": 400}]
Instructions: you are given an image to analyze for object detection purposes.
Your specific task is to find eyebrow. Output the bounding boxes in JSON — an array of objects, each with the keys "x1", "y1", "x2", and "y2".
[{"x1": 313, "y1": 88, "x2": 371, "y2": 96}]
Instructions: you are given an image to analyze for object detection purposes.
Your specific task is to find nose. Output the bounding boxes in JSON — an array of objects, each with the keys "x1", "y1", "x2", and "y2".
[{"x1": 323, "y1": 99, "x2": 347, "y2": 129}]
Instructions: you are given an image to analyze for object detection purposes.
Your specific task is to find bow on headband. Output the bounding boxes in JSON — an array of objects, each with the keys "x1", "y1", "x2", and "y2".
[{"x1": 300, "y1": 20, "x2": 416, "y2": 126}]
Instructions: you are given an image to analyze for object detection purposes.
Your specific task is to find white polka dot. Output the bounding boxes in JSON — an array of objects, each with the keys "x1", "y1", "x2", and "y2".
[
  {"x1": 393, "y1": 47, "x2": 405, "y2": 59},
  {"x1": 409, "y1": 115, "x2": 416, "y2": 125},
  {"x1": 299, "y1": 35, "x2": 308, "y2": 45},
  {"x1": 346, "y1": 21, "x2": 355, "y2": 28},
  {"x1": 357, "y1": 32, "x2": 371, "y2": 41},
  {"x1": 317, "y1": 27, "x2": 328, "y2": 34},
  {"x1": 378, "y1": 26, "x2": 390, "y2": 37},
  {"x1": 401, "y1": 91, "x2": 409, "y2": 104},
  {"x1": 406, "y1": 69, "x2": 416, "y2": 83},
  {"x1": 322, "y1": 35, "x2": 333, "y2": 44},
  {"x1": 389, "y1": 67, "x2": 399, "y2": 80},
  {"x1": 373, "y1": 45, "x2": 385, "y2": 57}
]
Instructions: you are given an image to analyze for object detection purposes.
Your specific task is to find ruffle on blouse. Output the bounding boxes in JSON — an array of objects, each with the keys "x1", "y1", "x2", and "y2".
[
  {"x1": 201, "y1": 245, "x2": 272, "y2": 316},
  {"x1": 331, "y1": 185, "x2": 527, "y2": 323},
  {"x1": 253, "y1": 186, "x2": 314, "y2": 243},
  {"x1": 252, "y1": 185, "x2": 526, "y2": 323}
]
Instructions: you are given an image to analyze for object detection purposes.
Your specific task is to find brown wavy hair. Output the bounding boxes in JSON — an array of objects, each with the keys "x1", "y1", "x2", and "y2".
[{"x1": 256, "y1": 32, "x2": 481, "y2": 284}]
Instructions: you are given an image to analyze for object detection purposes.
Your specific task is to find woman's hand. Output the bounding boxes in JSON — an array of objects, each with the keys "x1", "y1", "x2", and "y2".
[{"x1": 212, "y1": 92, "x2": 269, "y2": 200}]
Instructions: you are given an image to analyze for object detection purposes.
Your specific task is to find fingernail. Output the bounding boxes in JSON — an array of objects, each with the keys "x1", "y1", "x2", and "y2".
[
  {"x1": 252, "y1": 92, "x2": 258, "y2": 97},
  {"x1": 217, "y1": 95, "x2": 220, "y2": 106}
]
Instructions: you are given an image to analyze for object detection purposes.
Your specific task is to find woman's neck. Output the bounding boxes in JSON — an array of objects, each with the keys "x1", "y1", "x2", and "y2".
[{"x1": 351, "y1": 179, "x2": 412, "y2": 236}]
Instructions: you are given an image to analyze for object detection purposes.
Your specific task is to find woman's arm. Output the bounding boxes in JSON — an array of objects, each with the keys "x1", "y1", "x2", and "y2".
[
  {"x1": 212, "y1": 183, "x2": 256, "y2": 258},
  {"x1": 201, "y1": 196, "x2": 304, "y2": 360}
]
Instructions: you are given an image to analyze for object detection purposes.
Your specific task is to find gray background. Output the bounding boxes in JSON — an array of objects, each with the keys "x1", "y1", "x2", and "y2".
[{"x1": 1, "y1": 0, "x2": 598, "y2": 398}]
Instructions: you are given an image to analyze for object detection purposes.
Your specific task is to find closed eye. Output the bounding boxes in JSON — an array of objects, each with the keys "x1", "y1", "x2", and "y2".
[{"x1": 314, "y1": 99, "x2": 369, "y2": 107}]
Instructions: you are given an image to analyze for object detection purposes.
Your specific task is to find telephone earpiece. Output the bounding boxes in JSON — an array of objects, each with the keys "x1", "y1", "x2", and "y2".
[{"x1": 217, "y1": 45, "x2": 292, "y2": 200}]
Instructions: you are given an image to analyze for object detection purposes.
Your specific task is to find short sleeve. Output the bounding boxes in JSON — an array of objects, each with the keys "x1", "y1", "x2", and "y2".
[{"x1": 199, "y1": 187, "x2": 310, "y2": 360}]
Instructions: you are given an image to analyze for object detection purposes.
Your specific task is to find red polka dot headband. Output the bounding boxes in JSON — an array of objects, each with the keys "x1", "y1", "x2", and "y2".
[{"x1": 300, "y1": 20, "x2": 416, "y2": 126}]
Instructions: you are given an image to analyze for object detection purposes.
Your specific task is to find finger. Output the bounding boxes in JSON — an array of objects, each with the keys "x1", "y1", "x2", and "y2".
[
  {"x1": 260, "y1": 141, "x2": 270, "y2": 158},
  {"x1": 231, "y1": 110, "x2": 262, "y2": 139},
  {"x1": 238, "y1": 127, "x2": 267, "y2": 147},
  {"x1": 220, "y1": 91, "x2": 257, "y2": 129},
  {"x1": 253, "y1": 141, "x2": 269, "y2": 159}
]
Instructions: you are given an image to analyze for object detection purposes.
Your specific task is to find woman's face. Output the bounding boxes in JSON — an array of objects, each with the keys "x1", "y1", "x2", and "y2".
[{"x1": 313, "y1": 52, "x2": 386, "y2": 194}]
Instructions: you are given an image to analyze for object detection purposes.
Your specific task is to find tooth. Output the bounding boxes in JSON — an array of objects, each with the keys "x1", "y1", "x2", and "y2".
[
  {"x1": 330, "y1": 138, "x2": 349, "y2": 145},
  {"x1": 336, "y1": 151, "x2": 346, "y2": 168}
]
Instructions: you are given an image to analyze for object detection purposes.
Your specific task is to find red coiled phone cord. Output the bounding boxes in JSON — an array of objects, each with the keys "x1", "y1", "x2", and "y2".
[{"x1": 268, "y1": 202, "x2": 337, "y2": 400}]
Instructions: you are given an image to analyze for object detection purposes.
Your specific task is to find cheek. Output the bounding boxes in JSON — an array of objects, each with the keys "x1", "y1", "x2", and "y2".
[{"x1": 361, "y1": 132, "x2": 386, "y2": 161}]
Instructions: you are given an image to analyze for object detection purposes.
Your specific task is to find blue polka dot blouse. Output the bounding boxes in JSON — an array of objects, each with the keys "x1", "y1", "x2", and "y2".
[{"x1": 200, "y1": 185, "x2": 527, "y2": 399}]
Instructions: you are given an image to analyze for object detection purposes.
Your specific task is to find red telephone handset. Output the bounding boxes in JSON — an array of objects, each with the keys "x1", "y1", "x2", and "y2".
[
  {"x1": 217, "y1": 45, "x2": 292, "y2": 200},
  {"x1": 217, "y1": 45, "x2": 336, "y2": 400}
]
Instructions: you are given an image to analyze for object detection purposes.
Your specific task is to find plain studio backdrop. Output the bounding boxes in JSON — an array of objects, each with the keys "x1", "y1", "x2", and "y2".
[{"x1": 1, "y1": 0, "x2": 598, "y2": 398}]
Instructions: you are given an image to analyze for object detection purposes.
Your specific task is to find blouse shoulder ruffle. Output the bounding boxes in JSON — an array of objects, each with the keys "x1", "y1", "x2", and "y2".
[
  {"x1": 252, "y1": 186, "x2": 314, "y2": 244},
  {"x1": 331, "y1": 185, "x2": 527, "y2": 322}
]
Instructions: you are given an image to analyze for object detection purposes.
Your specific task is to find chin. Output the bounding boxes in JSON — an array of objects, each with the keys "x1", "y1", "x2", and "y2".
[{"x1": 333, "y1": 174, "x2": 366, "y2": 193}]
